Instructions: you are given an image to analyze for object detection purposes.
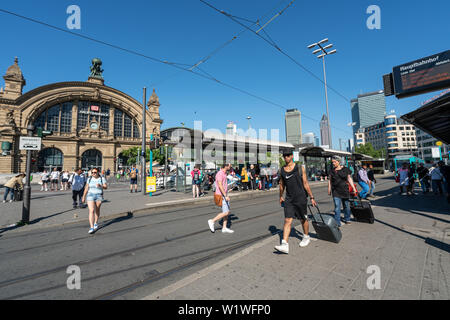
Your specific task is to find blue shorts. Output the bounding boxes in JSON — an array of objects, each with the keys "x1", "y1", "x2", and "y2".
[
  {"x1": 222, "y1": 198, "x2": 230, "y2": 213},
  {"x1": 86, "y1": 193, "x2": 104, "y2": 202}
]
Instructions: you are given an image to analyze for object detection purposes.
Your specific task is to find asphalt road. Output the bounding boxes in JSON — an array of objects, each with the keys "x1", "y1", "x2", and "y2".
[{"x1": 0, "y1": 178, "x2": 395, "y2": 300}]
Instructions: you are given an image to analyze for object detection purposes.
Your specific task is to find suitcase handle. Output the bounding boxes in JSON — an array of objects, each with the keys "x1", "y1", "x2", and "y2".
[{"x1": 307, "y1": 204, "x2": 325, "y2": 224}]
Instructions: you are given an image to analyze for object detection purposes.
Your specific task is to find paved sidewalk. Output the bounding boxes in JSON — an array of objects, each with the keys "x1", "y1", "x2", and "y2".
[{"x1": 146, "y1": 180, "x2": 450, "y2": 300}]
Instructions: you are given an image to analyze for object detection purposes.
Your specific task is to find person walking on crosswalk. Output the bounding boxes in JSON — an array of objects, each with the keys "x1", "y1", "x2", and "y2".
[{"x1": 275, "y1": 151, "x2": 317, "y2": 254}]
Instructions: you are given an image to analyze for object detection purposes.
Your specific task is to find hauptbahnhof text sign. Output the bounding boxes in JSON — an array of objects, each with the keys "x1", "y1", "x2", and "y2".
[{"x1": 385, "y1": 50, "x2": 450, "y2": 99}]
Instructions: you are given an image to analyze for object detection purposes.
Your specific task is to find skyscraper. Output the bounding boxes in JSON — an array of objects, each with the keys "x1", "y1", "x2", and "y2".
[
  {"x1": 302, "y1": 132, "x2": 315, "y2": 144},
  {"x1": 320, "y1": 114, "x2": 330, "y2": 148},
  {"x1": 351, "y1": 90, "x2": 387, "y2": 135},
  {"x1": 285, "y1": 109, "x2": 302, "y2": 146}
]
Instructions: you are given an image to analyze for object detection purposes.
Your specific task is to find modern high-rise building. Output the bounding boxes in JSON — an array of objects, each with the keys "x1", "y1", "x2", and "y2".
[
  {"x1": 302, "y1": 132, "x2": 315, "y2": 144},
  {"x1": 320, "y1": 114, "x2": 330, "y2": 148},
  {"x1": 416, "y1": 129, "x2": 449, "y2": 162},
  {"x1": 355, "y1": 114, "x2": 418, "y2": 160},
  {"x1": 351, "y1": 90, "x2": 387, "y2": 135},
  {"x1": 226, "y1": 121, "x2": 237, "y2": 135},
  {"x1": 314, "y1": 136, "x2": 320, "y2": 147},
  {"x1": 285, "y1": 109, "x2": 302, "y2": 146}
]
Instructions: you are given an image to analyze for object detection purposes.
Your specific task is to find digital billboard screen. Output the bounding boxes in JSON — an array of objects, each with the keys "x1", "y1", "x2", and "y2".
[{"x1": 392, "y1": 50, "x2": 450, "y2": 98}]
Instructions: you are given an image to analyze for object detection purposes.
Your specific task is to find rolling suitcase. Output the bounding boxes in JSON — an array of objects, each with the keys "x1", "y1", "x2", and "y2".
[
  {"x1": 14, "y1": 189, "x2": 23, "y2": 201},
  {"x1": 350, "y1": 196, "x2": 374, "y2": 224},
  {"x1": 308, "y1": 205, "x2": 342, "y2": 244}
]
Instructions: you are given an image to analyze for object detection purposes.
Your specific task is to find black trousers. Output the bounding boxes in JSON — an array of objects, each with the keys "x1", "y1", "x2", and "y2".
[
  {"x1": 72, "y1": 188, "x2": 84, "y2": 205},
  {"x1": 250, "y1": 178, "x2": 256, "y2": 190}
]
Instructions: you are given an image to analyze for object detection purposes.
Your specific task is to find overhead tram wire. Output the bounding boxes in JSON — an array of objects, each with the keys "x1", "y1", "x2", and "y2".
[
  {"x1": 150, "y1": 0, "x2": 289, "y2": 85},
  {"x1": 0, "y1": 8, "x2": 287, "y2": 108},
  {"x1": 0, "y1": 6, "x2": 350, "y2": 134},
  {"x1": 199, "y1": 0, "x2": 351, "y2": 104}
]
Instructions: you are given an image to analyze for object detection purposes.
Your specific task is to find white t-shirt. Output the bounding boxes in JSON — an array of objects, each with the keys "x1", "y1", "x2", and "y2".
[
  {"x1": 50, "y1": 171, "x2": 60, "y2": 180},
  {"x1": 40, "y1": 172, "x2": 50, "y2": 181},
  {"x1": 62, "y1": 172, "x2": 69, "y2": 180}
]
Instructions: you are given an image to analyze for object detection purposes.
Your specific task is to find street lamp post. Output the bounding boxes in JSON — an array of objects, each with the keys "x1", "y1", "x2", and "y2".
[
  {"x1": 307, "y1": 38, "x2": 337, "y2": 149},
  {"x1": 21, "y1": 124, "x2": 34, "y2": 225},
  {"x1": 142, "y1": 87, "x2": 147, "y2": 195},
  {"x1": 246, "y1": 116, "x2": 251, "y2": 130}
]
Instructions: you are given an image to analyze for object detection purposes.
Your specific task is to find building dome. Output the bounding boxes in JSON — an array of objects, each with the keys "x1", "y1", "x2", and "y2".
[
  {"x1": 4, "y1": 57, "x2": 25, "y2": 83},
  {"x1": 148, "y1": 88, "x2": 160, "y2": 106}
]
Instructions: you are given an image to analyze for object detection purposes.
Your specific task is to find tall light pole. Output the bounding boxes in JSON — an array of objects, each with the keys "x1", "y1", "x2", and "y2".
[
  {"x1": 307, "y1": 38, "x2": 337, "y2": 149},
  {"x1": 246, "y1": 116, "x2": 251, "y2": 130},
  {"x1": 141, "y1": 87, "x2": 147, "y2": 195}
]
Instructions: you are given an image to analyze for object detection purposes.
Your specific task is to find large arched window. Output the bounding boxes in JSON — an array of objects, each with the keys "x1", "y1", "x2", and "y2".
[
  {"x1": 33, "y1": 100, "x2": 140, "y2": 138},
  {"x1": 38, "y1": 148, "x2": 63, "y2": 170},
  {"x1": 82, "y1": 149, "x2": 102, "y2": 170},
  {"x1": 34, "y1": 102, "x2": 73, "y2": 133},
  {"x1": 77, "y1": 101, "x2": 110, "y2": 133}
]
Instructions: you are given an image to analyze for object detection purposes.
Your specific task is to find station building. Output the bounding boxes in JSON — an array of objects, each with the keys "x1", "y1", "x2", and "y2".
[{"x1": 0, "y1": 58, "x2": 162, "y2": 173}]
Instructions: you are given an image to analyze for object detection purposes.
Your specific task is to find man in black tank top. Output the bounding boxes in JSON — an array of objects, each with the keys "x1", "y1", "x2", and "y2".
[{"x1": 275, "y1": 151, "x2": 317, "y2": 254}]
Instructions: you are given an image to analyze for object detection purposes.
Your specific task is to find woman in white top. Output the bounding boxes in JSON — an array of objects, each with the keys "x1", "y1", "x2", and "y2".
[
  {"x1": 61, "y1": 170, "x2": 70, "y2": 191},
  {"x1": 82, "y1": 168, "x2": 108, "y2": 234},
  {"x1": 50, "y1": 168, "x2": 60, "y2": 191},
  {"x1": 40, "y1": 170, "x2": 50, "y2": 191}
]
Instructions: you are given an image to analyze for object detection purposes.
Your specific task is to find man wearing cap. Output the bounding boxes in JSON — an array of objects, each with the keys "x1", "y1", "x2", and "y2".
[
  {"x1": 328, "y1": 156, "x2": 357, "y2": 226},
  {"x1": 275, "y1": 151, "x2": 317, "y2": 254}
]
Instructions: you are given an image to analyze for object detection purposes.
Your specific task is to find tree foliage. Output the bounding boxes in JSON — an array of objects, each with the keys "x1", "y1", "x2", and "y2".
[
  {"x1": 354, "y1": 143, "x2": 383, "y2": 158},
  {"x1": 120, "y1": 147, "x2": 165, "y2": 165}
]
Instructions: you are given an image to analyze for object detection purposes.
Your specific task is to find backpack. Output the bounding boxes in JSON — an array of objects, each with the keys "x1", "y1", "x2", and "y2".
[
  {"x1": 88, "y1": 176, "x2": 105, "y2": 195},
  {"x1": 130, "y1": 169, "x2": 137, "y2": 179}
]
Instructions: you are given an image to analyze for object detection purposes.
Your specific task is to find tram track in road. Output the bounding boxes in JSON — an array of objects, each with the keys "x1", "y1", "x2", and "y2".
[
  {"x1": 0, "y1": 197, "x2": 279, "y2": 255},
  {"x1": 5, "y1": 230, "x2": 280, "y2": 300},
  {"x1": 0, "y1": 205, "x2": 285, "y2": 297}
]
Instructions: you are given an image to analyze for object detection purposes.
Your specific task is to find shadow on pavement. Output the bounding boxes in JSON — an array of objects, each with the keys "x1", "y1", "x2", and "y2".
[
  {"x1": 375, "y1": 218, "x2": 450, "y2": 254},
  {"x1": 370, "y1": 183, "x2": 449, "y2": 216},
  {"x1": 0, "y1": 208, "x2": 75, "y2": 235},
  {"x1": 99, "y1": 212, "x2": 134, "y2": 230}
]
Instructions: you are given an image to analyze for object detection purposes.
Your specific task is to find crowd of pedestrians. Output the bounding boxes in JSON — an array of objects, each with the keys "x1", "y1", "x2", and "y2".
[{"x1": 396, "y1": 161, "x2": 450, "y2": 201}]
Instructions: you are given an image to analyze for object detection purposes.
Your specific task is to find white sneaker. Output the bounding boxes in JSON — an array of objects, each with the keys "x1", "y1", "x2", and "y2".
[
  {"x1": 275, "y1": 240, "x2": 289, "y2": 254},
  {"x1": 401, "y1": 193, "x2": 407, "y2": 196},
  {"x1": 2, "y1": 200, "x2": 5, "y2": 203},
  {"x1": 222, "y1": 227, "x2": 234, "y2": 234},
  {"x1": 9, "y1": 200, "x2": 13, "y2": 203},
  {"x1": 299, "y1": 235, "x2": 311, "y2": 247},
  {"x1": 208, "y1": 219, "x2": 215, "y2": 233}
]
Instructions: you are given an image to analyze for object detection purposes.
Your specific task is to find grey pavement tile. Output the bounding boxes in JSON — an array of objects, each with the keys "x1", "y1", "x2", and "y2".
[
  {"x1": 303, "y1": 290, "x2": 329, "y2": 300},
  {"x1": 388, "y1": 260, "x2": 424, "y2": 290},
  {"x1": 314, "y1": 271, "x2": 354, "y2": 300},
  {"x1": 203, "y1": 283, "x2": 250, "y2": 300},
  {"x1": 238, "y1": 282, "x2": 277, "y2": 300},
  {"x1": 332, "y1": 255, "x2": 367, "y2": 280},
  {"x1": 420, "y1": 279, "x2": 449, "y2": 300},
  {"x1": 382, "y1": 280, "x2": 420, "y2": 300},
  {"x1": 347, "y1": 272, "x2": 385, "y2": 300},
  {"x1": 162, "y1": 284, "x2": 205, "y2": 300},
  {"x1": 342, "y1": 292, "x2": 370, "y2": 300}
]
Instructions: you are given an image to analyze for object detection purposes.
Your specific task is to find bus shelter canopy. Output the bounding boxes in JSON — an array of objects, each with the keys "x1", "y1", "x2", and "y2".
[
  {"x1": 299, "y1": 146, "x2": 352, "y2": 158},
  {"x1": 401, "y1": 91, "x2": 450, "y2": 145}
]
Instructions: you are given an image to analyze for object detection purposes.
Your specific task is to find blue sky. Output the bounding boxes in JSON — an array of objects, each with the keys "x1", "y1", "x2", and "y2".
[{"x1": 0, "y1": 0, "x2": 449, "y2": 149}]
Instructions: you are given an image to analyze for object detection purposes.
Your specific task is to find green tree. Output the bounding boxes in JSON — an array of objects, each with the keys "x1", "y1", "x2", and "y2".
[
  {"x1": 354, "y1": 143, "x2": 382, "y2": 158},
  {"x1": 121, "y1": 146, "x2": 165, "y2": 166}
]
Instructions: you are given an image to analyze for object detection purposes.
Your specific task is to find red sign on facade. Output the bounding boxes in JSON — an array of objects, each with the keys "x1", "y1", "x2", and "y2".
[{"x1": 90, "y1": 105, "x2": 99, "y2": 112}]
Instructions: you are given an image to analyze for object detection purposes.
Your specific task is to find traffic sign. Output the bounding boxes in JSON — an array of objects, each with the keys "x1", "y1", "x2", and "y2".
[
  {"x1": 19, "y1": 137, "x2": 42, "y2": 151},
  {"x1": 146, "y1": 176, "x2": 156, "y2": 193}
]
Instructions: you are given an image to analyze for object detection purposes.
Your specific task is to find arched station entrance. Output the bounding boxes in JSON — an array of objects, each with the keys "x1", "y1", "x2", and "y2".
[
  {"x1": 82, "y1": 149, "x2": 102, "y2": 171},
  {"x1": 37, "y1": 147, "x2": 63, "y2": 172}
]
